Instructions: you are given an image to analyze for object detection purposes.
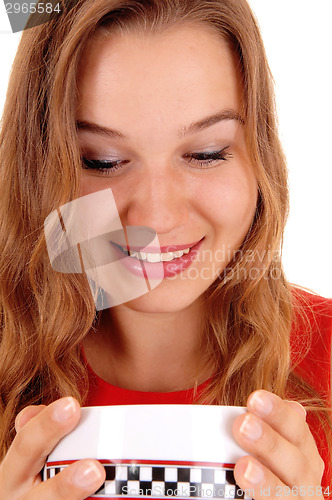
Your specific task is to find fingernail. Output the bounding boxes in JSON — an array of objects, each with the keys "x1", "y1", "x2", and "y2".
[
  {"x1": 74, "y1": 461, "x2": 103, "y2": 487},
  {"x1": 240, "y1": 415, "x2": 263, "y2": 441},
  {"x1": 52, "y1": 397, "x2": 77, "y2": 422},
  {"x1": 244, "y1": 460, "x2": 264, "y2": 484},
  {"x1": 249, "y1": 391, "x2": 273, "y2": 416}
]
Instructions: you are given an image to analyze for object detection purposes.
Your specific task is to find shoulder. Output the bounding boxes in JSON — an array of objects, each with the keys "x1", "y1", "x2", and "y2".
[
  {"x1": 291, "y1": 286, "x2": 332, "y2": 317},
  {"x1": 290, "y1": 285, "x2": 332, "y2": 349},
  {"x1": 290, "y1": 287, "x2": 332, "y2": 344},
  {"x1": 290, "y1": 286, "x2": 331, "y2": 399}
]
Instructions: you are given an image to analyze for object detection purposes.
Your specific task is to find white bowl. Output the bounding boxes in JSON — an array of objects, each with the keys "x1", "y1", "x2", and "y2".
[{"x1": 44, "y1": 405, "x2": 252, "y2": 499}]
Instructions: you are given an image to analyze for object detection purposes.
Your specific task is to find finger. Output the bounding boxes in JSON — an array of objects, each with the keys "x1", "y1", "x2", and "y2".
[
  {"x1": 246, "y1": 390, "x2": 316, "y2": 455},
  {"x1": 15, "y1": 405, "x2": 46, "y2": 432},
  {"x1": 284, "y1": 400, "x2": 307, "y2": 419},
  {"x1": 1, "y1": 397, "x2": 81, "y2": 494},
  {"x1": 22, "y1": 459, "x2": 106, "y2": 500},
  {"x1": 234, "y1": 455, "x2": 290, "y2": 500},
  {"x1": 233, "y1": 412, "x2": 322, "y2": 487}
]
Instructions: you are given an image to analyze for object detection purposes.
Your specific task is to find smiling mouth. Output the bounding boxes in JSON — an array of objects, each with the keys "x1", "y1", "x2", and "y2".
[{"x1": 117, "y1": 244, "x2": 193, "y2": 263}]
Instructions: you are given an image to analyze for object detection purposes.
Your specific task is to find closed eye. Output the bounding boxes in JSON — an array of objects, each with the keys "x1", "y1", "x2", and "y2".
[
  {"x1": 184, "y1": 146, "x2": 232, "y2": 168},
  {"x1": 81, "y1": 145, "x2": 232, "y2": 177},
  {"x1": 81, "y1": 157, "x2": 128, "y2": 175}
]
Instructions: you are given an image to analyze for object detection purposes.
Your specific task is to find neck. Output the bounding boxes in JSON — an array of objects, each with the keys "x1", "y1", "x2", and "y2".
[{"x1": 82, "y1": 300, "x2": 213, "y2": 392}]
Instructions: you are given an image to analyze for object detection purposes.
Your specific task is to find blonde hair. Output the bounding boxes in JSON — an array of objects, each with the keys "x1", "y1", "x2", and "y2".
[{"x1": 0, "y1": 0, "x2": 330, "y2": 470}]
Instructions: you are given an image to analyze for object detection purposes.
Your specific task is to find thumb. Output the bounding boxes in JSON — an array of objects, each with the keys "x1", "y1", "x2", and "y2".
[
  {"x1": 15, "y1": 405, "x2": 47, "y2": 433},
  {"x1": 284, "y1": 400, "x2": 307, "y2": 419}
]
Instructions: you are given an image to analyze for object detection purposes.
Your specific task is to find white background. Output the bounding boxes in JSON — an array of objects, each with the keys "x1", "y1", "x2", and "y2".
[{"x1": 0, "y1": 1, "x2": 331, "y2": 296}]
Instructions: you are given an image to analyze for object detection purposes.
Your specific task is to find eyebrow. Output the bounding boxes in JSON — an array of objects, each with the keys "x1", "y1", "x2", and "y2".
[
  {"x1": 76, "y1": 109, "x2": 244, "y2": 140},
  {"x1": 180, "y1": 109, "x2": 244, "y2": 137},
  {"x1": 76, "y1": 120, "x2": 126, "y2": 140}
]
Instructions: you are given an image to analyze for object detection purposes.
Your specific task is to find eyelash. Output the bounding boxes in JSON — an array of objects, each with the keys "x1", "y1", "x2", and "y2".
[
  {"x1": 185, "y1": 147, "x2": 232, "y2": 167},
  {"x1": 81, "y1": 158, "x2": 126, "y2": 175},
  {"x1": 81, "y1": 146, "x2": 232, "y2": 176}
]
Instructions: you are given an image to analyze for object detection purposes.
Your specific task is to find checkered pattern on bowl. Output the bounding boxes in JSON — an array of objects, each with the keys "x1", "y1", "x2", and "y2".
[{"x1": 44, "y1": 460, "x2": 253, "y2": 499}]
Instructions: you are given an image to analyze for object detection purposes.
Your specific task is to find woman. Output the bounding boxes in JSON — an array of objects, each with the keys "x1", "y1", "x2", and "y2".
[{"x1": 0, "y1": 0, "x2": 331, "y2": 498}]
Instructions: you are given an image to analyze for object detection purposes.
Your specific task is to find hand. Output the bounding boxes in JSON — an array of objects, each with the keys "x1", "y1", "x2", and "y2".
[
  {"x1": 232, "y1": 390, "x2": 325, "y2": 499},
  {"x1": 0, "y1": 397, "x2": 105, "y2": 500}
]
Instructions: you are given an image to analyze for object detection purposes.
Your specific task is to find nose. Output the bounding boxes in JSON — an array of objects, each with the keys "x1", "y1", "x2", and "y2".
[{"x1": 123, "y1": 164, "x2": 189, "y2": 235}]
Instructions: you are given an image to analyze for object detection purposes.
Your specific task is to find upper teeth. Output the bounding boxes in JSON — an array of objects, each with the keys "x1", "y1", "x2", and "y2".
[{"x1": 123, "y1": 247, "x2": 191, "y2": 262}]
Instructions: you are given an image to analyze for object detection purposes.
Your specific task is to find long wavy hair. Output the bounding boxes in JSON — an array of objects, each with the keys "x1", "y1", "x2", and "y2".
[{"x1": 0, "y1": 0, "x2": 330, "y2": 475}]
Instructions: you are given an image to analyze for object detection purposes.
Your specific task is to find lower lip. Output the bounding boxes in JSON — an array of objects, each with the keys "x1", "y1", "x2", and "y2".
[{"x1": 111, "y1": 239, "x2": 204, "y2": 280}]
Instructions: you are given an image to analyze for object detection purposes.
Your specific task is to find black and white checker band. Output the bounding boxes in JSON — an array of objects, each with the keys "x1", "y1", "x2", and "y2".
[{"x1": 45, "y1": 463, "x2": 253, "y2": 499}]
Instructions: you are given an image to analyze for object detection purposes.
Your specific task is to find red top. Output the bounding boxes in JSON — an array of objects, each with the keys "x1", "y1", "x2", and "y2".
[
  {"x1": 289, "y1": 289, "x2": 332, "y2": 490},
  {"x1": 84, "y1": 288, "x2": 332, "y2": 490}
]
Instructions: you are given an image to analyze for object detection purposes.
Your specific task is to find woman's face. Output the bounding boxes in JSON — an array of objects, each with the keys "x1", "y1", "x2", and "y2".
[{"x1": 77, "y1": 23, "x2": 258, "y2": 313}]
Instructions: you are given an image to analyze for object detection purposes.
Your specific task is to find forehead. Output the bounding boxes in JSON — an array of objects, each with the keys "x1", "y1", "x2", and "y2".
[{"x1": 77, "y1": 23, "x2": 243, "y2": 135}]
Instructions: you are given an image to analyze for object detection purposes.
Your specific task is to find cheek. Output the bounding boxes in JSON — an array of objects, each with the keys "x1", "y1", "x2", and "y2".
[
  {"x1": 77, "y1": 177, "x2": 126, "y2": 240},
  {"x1": 196, "y1": 169, "x2": 258, "y2": 233},
  {"x1": 79, "y1": 175, "x2": 107, "y2": 198}
]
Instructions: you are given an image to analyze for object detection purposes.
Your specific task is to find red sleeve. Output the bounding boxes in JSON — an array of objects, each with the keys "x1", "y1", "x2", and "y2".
[{"x1": 290, "y1": 288, "x2": 332, "y2": 491}]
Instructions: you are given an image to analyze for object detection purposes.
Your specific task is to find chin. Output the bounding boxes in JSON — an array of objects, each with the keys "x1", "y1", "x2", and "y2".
[{"x1": 123, "y1": 282, "x2": 203, "y2": 314}]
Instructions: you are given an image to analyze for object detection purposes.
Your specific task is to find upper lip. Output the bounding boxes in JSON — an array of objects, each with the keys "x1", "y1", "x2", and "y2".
[{"x1": 112, "y1": 239, "x2": 202, "y2": 253}]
